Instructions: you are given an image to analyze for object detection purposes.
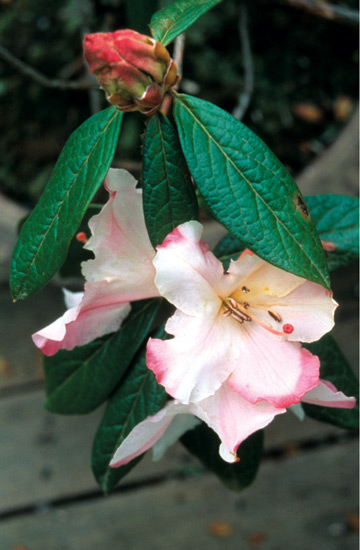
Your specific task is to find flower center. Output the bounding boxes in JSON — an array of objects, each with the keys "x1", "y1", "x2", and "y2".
[
  {"x1": 222, "y1": 298, "x2": 251, "y2": 324},
  {"x1": 222, "y1": 287, "x2": 292, "y2": 336}
]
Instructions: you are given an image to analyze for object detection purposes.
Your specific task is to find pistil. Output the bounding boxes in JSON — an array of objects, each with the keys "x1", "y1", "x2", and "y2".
[{"x1": 222, "y1": 296, "x2": 288, "y2": 336}]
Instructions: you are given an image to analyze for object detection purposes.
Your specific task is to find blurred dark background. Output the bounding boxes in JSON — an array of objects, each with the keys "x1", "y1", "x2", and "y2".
[{"x1": 0, "y1": 0, "x2": 358, "y2": 207}]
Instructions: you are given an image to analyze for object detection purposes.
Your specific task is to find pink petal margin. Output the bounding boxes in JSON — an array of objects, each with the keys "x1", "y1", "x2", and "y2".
[
  {"x1": 302, "y1": 380, "x2": 356, "y2": 409},
  {"x1": 32, "y1": 283, "x2": 131, "y2": 356}
]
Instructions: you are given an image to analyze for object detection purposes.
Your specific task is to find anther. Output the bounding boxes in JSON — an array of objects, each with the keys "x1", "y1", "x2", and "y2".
[
  {"x1": 242, "y1": 286, "x2": 250, "y2": 293},
  {"x1": 223, "y1": 309, "x2": 232, "y2": 318},
  {"x1": 229, "y1": 298, "x2": 238, "y2": 309},
  {"x1": 231, "y1": 309, "x2": 251, "y2": 323},
  {"x1": 268, "y1": 310, "x2": 282, "y2": 322},
  {"x1": 243, "y1": 302, "x2": 249, "y2": 309}
]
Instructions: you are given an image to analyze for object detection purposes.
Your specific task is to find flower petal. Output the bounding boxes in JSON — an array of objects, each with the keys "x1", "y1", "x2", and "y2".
[
  {"x1": 82, "y1": 168, "x2": 159, "y2": 302},
  {"x1": 228, "y1": 321, "x2": 320, "y2": 408},
  {"x1": 226, "y1": 254, "x2": 336, "y2": 342},
  {"x1": 229, "y1": 252, "x2": 305, "y2": 300},
  {"x1": 153, "y1": 221, "x2": 225, "y2": 317},
  {"x1": 111, "y1": 384, "x2": 285, "y2": 467},
  {"x1": 192, "y1": 382, "x2": 286, "y2": 463},
  {"x1": 32, "y1": 281, "x2": 131, "y2": 356},
  {"x1": 110, "y1": 401, "x2": 194, "y2": 467},
  {"x1": 253, "y1": 281, "x2": 337, "y2": 343},
  {"x1": 146, "y1": 309, "x2": 241, "y2": 403},
  {"x1": 152, "y1": 414, "x2": 200, "y2": 461},
  {"x1": 303, "y1": 379, "x2": 356, "y2": 409}
]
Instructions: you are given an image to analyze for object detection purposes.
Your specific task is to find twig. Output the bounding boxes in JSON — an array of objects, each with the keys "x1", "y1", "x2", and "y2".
[
  {"x1": 161, "y1": 33, "x2": 186, "y2": 116},
  {"x1": 232, "y1": 4, "x2": 254, "y2": 121},
  {"x1": 270, "y1": 0, "x2": 359, "y2": 26},
  {"x1": 0, "y1": 43, "x2": 95, "y2": 90},
  {"x1": 173, "y1": 33, "x2": 186, "y2": 81}
]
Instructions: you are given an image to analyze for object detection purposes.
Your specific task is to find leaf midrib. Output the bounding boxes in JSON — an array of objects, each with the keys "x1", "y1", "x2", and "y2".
[{"x1": 156, "y1": 115, "x2": 175, "y2": 234}]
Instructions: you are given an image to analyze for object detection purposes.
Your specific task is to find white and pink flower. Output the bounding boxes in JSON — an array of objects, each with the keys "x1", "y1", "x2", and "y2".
[
  {"x1": 147, "y1": 221, "x2": 337, "y2": 408},
  {"x1": 32, "y1": 167, "x2": 355, "y2": 466},
  {"x1": 32, "y1": 169, "x2": 158, "y2": 355},
  {"x1": 110, "y1": 379, "x2": 356, "y2": 466}
]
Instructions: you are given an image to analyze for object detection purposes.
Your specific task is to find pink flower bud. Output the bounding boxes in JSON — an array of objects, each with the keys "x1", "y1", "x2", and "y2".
[{"x1": 83, "y1": 29, "x2": 180, "y2": 115}]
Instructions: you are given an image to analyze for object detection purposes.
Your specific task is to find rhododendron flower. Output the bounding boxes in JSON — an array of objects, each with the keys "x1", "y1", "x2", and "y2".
[
  {"x1": 147, "y1": 221, "x2": 338, "y2": 408},
  {"x1": 83, "y1": 30, "x2": 180, "y2": 114},
  {"x1": 110, "y1": 380, "x2": 355, "y2": 466},
  {"x1": 32, "y1": 169, "x2": 158, "y2": 356}
]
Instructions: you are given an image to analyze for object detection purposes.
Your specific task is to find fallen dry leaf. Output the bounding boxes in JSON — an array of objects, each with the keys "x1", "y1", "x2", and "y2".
[
  {"x1": 247, "y1": 531, "x2": 267, "y2": 546},
  {"x1": 208, "y1": 521, "x2": 233, "y2": 537}
]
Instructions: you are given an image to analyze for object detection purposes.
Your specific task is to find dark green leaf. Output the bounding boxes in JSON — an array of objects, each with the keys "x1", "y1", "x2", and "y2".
[
  {"x1": 142, "y1": 112, "x2": 198, "y2": 247},
  {"x1": 150, "y1": 0, "x2": 223, "y2": 45},
  {"x1": 10, "y1": 108, "x2": 123, "y2": 301},
  {"x1": 92, "y1": 329, "x2": 167, "y2": 492},
  {"x1": 44, "y1": 299, "x2": 161, "y2": 414},
  {"x1": 213, "y1": 194, "x2": 360, "y2": 272},
  {"x1": 59, "y1": 204, "x2": 101, "y2": 279},
  {"x1": 173, "y1": 94, "x2": 330, "y2": 289},
  {"x1": 181, "y1": 424, "x2": 263, "y2": 491},
  {"x1": 303, "y1": 334, "x2": 359, "y2": 429},
  {"x1": 305, "y1": 195, "x2": 359, "y2": 271}
]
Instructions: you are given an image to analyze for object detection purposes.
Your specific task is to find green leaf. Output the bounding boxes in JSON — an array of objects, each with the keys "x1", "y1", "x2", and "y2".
[
  {"x1": 92, "y1": 332, "x2": 167, "y2": 493},
  {"x1": 181, "y1": 425, "x2": 263, "y2": 491},
  {"x1": 305, "y1": 195, "x2": 359, "y2": 271},
  {"x1": 142, "y1": 112, "x2": 198, "y2": 247},
  {"x1": 44, "y1": 299, "x2": 161, "y2": 414},
  {"x1": 213, "y1": 194, "x2": 360, "y2": 272},
  {"x1": 150, "y1": 0, "x2": 223, "y2": 45},
  {"x1": 173, "y1": 94, "x2": 330, "y2": 289},
  {"x1": 303, "y1": 334, "x2": 359, "y2": 429},
  {"x1": 59, "y1": 204, "x2": 101, "y2": 279},
  {"x1": 10, "y1": 108, "x2": 123, "y2": 301}
]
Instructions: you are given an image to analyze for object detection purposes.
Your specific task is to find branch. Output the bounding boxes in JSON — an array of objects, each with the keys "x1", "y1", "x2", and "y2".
[
  {"x1": 161, "y1": 33, "x2": 186, "y2": 116},
  {"x1": 173, "y1": 33, "x2": 186, "y2": 81},
  {"x1": 0, "y1": 44, "x2": 96, "y2": 90},
  {"x1": 270, "y1": 0, "x2": 359, "y2": 25},
  {"x1": 232, "y1": 4, "x2": 254, "y2": 121}
]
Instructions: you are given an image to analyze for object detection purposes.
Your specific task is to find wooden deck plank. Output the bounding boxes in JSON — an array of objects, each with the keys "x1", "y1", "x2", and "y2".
[
  {"x1": 0, "y1": 389, "x2": 195, "y2": 513},
  {"x1": 0, "y1": 286, "x2": 64, "y2": 390},
  {"x1": 0, "y1": 387, "x2": 353, "y2": 514},
  {"x1": 0, "y1": 440, "x2": 357, "y2": 550}
]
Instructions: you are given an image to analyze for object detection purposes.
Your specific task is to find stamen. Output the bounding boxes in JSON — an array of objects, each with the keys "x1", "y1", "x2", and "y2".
[
  {"x1": 283, "y1": 323, "x2": 294, "y2": 334},
  {"x1": 242, "y1": 286, "x2": 250, "y2": 293},
  {"x1": 268, "y1": 310, "x2": 282, "y2": 322},
  {"x1": 223, "y1": 298, "x2": 251, "y2": 324},
  {"x1": 223, "y1": 298, "x2": 285, "y2": 335},
  {"x1": 231, "y1": 309, "x2": 251, "y2": 323}
]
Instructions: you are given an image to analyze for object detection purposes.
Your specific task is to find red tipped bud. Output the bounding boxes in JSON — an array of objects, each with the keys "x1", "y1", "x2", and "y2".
[{"x1": 83, "y1": 29, "x2": 180, "y2": 115}]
